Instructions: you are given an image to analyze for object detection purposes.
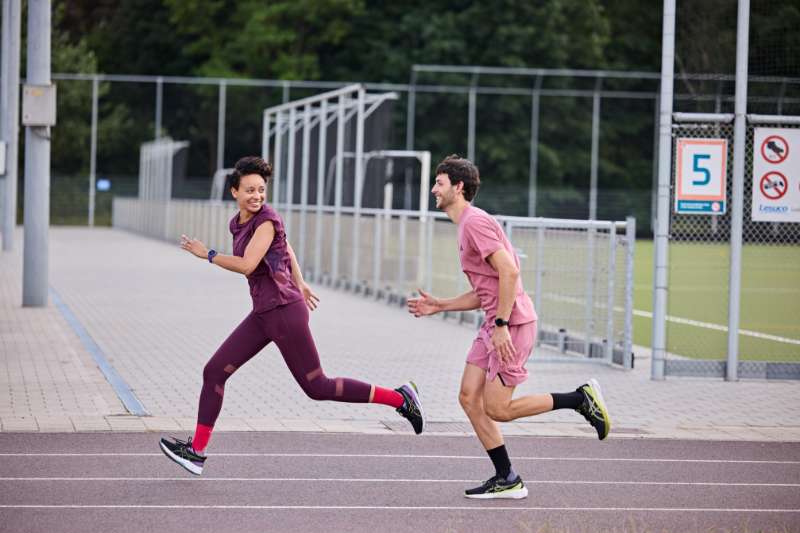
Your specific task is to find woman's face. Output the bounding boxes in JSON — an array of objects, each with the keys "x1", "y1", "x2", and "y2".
[{"x1": 231, "y1": 174, "x2": 266, "y2": 214}]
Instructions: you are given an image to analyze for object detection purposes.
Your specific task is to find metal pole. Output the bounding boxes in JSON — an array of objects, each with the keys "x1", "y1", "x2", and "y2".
[
  {"x1": 2, "y1": 0, "x2": 20, "y2": 251},
  {"x1": 286, "y1": 106, "x2": 296, "y2": 234},
  {"x1": 528, "y1": 76, "x2": 542, "y2": 217},
  {"x1": 272, "y1": 112, "x2": 283, "y2": 208},
  {"x1": 88, "y1": 76, "x2": 98, "y2": 226},
  {"x1": 282, "y1": 81, "x2": 290, "y2": 104},
  {"x1": 605, "y1": 224, "x2": 617, "y2": 361},
  {"x1": 155, "y1": 76, "x2": 163, "y2": 139},
  {"x1": 467, "y1": 74, "x2": 477, "y2": 162},
  {"x1": 351, "y1": 88, "x2": 365, "y2": 286},
  {"x1": 262, "y1": 112, "x2": 270, "y2": 163},
  {"x1": 404, "y1": 71, "x2": 417, "y2": 210},
  {"x1": 650, "y1": 95, "x2": 659, "y2": 234},
  {"x1": 727, "y1": 0, "x2": 750, "y2": 381},
  {"x1": 589, "y1": 80, "x2": 602, "y2": 220},
  {"x1": 651, "y1": 0, "x2": 676, "y2": 380},
  {"x1": 23, "y1": 0, "x2": 51, "y2": 307},
  {"x1": 624, "y1": 216, "x2": 636, "y2": 369},
  {"x1": 216, "y1": 80, "x2": 226, "y2": 170},
  {"x1": 534, "y1": 225, "x2": 545, "y2": 334},
  {"x1": 314, "y1": 99, "x2": 327, "y2": 280},
  {"x1": 332, "y1": 94, "x2": 345, "y2": 282},
  {"x1": 299, "y1": 103, "x2": 311, "y2": 267},
  {"x1": 584, "y1": 227, "x2": 596, "y2": 357}
]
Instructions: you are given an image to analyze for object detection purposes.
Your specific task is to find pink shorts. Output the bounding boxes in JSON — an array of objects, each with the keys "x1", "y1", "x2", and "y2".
[{"x1": 466, "y1": 321, "x2": 537, "y2": 387}]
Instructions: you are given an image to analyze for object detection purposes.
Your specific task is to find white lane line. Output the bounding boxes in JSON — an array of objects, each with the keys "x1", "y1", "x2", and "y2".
[
  {"x1": 1, "y1": 505, "x2": 798, "y2": 512},
  {"x1": 632, "y1": 308, "x2": 800, "y2": 346},
  {"x1": 1, "y1": 477, "x2": 798, "y2": 487},
  {"x1": 1, "y1": 453, "x2": 798, "y2": 465},
  {"x1": 543, "y1": 292, "x2": 800, "y2": 346}
]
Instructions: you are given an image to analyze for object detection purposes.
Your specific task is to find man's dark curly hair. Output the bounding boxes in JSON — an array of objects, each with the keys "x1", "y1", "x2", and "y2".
[
  {"x1": 227, "y1": 156, "x2": 272, "y2": 190},
  {"x1": 435, "y1": 154, "x2": 480, "y2": 201}
]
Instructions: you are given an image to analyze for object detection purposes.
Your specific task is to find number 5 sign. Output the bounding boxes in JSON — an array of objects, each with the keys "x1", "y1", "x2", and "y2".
[{"x1": 675, "y1": 138, "x2": 728, "y2": 215}]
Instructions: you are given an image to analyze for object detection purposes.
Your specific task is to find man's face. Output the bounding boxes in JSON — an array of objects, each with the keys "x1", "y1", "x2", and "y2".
[{"x1": 431, "y1": 173, "x2": 461, "y2": 209}]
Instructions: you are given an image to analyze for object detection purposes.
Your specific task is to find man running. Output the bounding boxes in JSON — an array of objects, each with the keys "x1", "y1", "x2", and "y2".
[{"x1": 407, "y1": 155, "x2": 610, "y2": 499}]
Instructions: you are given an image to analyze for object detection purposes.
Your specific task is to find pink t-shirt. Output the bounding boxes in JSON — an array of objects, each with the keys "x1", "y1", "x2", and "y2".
[{"x1": 457, "y1": 204, "x2": 537, "y2": 325}]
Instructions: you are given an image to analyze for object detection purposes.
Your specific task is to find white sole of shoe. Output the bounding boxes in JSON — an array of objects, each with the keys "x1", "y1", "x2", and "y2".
[
  {"x1": 464, "y1": 485, "x2": 529, "y2": 499},
  {"x1": 405, "y1": 381, "x2": 426, "y2": 434},
  {"x1": 588, "y1": 377, "x2": 611, "y2": 438},
  {"x1": 159, "y1": 440, "x2": 203, "y2": 475}
]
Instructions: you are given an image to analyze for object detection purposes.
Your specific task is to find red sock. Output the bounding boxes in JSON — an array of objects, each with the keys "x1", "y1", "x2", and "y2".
[
  {"x1": 371, "y1": 386, "x2": 404, "y2": 408},
  {"x1": 192, "y1": 423, "x2": 213, "y2": 453}
]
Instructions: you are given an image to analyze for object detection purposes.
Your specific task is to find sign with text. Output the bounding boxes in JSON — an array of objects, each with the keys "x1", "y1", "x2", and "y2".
[
  {"x1": 752, "y1": 128, "x2": 800, "y2": 222},
  {"x1": 675, "y1": 138, "x2": 727, "y2": 215}
]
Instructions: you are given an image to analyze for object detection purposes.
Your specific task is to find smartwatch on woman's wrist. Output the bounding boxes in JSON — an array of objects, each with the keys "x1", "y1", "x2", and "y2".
[
  {"x1": 207, "y1": 249, "x2": 217, "y2": 263},
  {"x1": 494, "y1": 317, "x2": 510, "y2": 327}
]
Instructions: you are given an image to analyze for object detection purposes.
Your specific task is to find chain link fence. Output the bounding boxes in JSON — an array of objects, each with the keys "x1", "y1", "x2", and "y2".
[{"x1": 665, "y1": 118, "x2": 800, "y2": 376}]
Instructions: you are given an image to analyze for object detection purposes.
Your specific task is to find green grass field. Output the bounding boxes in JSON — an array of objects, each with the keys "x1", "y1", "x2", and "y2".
[{"x1": 634, "y1": 240, "x2": 800, "y2": 362}]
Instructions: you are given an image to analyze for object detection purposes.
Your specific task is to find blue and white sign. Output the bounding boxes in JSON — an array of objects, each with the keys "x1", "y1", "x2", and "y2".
[
  {"x1": 675, "y1": 138, "x2": 728, "y2": 215},
  {"x1": 752, "y1": 128, "x2": 800, "y2": 222}
]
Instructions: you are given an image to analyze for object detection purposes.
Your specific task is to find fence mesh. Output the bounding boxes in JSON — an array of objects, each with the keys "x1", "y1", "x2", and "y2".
[{"x1": 668, "y1": 121, "x2": 800, "y2": 365}]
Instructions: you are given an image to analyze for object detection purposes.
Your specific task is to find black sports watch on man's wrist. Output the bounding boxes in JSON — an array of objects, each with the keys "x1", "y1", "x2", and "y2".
[{"x1": 494, "y1": 317, "x2": 510, "y2": 327}]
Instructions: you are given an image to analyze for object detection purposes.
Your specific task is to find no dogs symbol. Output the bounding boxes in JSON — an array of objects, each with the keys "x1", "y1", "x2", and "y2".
[
  {"x1": 761, "y1": 135, "x2": 789, "y2": 164},
  {"x1": 760, "y1": 172, "x2": 788, "y2": 200}
]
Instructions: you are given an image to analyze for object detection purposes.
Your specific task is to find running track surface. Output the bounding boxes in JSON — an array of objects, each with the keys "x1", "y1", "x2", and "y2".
[{"x1": 1, "y1": 432, "x2": 798, "y2": 533}]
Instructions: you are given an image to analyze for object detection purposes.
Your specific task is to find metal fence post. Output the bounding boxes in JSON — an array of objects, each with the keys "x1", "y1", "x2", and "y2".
[
  {"x1": 299, "y1": 103, "x2": 311, "y2": 267},
  {"x1": 155, "y1": 76, "x2": 163, "y2": 139},
  {"x1": 216, "y1": 80, "x2": 226, "y2": 170},
  {"x1": 2, "y1": 0, "x2": 21, "y2": 251},
  {"x1": 624, "y1": 216, "x2": 636, "y2": 369},
  {"x1": 726, "y1": 0, "x2": 750, "y2": 381},
  {"x1": 273, "y1": 112, "x2": 283, "y2": 208},
  {"x1": 528, "y1": 76, "x2": 542, "y2": 217},
  {"x1": 332, "y1": 94, "x2": 345, "y2": 282},
  {"x1": 351, "y1": 88, "x2": 366, "y2": 287},
  {"x1": 314, "y1": 99, "x2": 328, "y2": 280},
  {"x1": 652, "y1": 0, "x2": 676, "y2": 380},
  {"x1": 88, "y1": 76, "x2": 98, "y2": 226},
  {"x1": 605, "y1": 223, "x2": 617, "y2": 361},
  {"x1": 286, "y1": 107, "x2": 296, "y2": 236},
  {"x1": 589, "y1": 79, "x2": 602, "y2": 220}
]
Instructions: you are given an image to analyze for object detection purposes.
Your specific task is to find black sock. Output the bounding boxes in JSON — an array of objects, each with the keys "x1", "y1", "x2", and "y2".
[
  {"x1": 551, "y1": 391, "x2": 584, "y2": 410},
  {"x1": 487, "y1": 445, "x2": 512, "y2": 479}
]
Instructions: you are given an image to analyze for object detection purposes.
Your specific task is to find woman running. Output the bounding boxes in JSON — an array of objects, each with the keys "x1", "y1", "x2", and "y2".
[{"x1": 159, "y1": 156, "x2": 424, "y2": 475}]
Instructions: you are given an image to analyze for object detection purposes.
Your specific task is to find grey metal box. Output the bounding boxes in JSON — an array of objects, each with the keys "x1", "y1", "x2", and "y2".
[{"x1": 22, "y1": 84, "x2": 57, "y2": 127}]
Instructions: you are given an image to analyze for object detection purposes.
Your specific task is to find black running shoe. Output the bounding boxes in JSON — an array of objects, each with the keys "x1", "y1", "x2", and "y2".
[
  {"x1": 576, "y1": 378, "x2": 611, "y2": 440},
  {"x1": 464, "y1": 475, "x2": 528, "y2": 499},
  {"x1": 159, "y1": 436, "x2": 206, "y2": 475},
  {"x1": 395, "y1": 381, "x2": 425, "y2": 434}
]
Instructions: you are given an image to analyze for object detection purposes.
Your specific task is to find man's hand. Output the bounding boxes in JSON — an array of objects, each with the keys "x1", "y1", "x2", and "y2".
[
  {"x1": 180, "y1": 234, "x2": 208, "y2": 260},
  {"x1": 491, "y1": 325, "x2": 517, "y2": 364},
  {"x1": 407, "y1": 288, "x2": 441, "y2": 317},
  {"x1": 298, "y1": 282, "x2": 320, "y2": 311}
]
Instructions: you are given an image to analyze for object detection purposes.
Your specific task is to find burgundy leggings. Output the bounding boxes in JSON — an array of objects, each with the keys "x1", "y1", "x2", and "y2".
[{"x1": 197, "y1": 299, "x2": 371, "y2": 427}]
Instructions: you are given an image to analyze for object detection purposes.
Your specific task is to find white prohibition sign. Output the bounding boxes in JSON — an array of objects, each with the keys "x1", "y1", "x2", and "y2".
[{"x1": 760, "y1": 171, "x2": 788, "y2": 200}]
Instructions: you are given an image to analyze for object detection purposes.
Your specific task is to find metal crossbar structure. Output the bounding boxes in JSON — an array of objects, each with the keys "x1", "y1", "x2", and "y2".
[
  {"x1": 116, "y1": 138, "x2": 188, "y2": 238},
  {"x1": 261, "y1": 84, "x2": 430, "y2": 286}
]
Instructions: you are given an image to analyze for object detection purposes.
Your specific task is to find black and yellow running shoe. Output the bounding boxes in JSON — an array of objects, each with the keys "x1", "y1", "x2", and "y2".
[
  {"x1": 577, "y1": 378, "x2": 611, "y2": 440},
  {"x1": 395, "y1": 381, "x2": 425, "y2": 434},
  {"x1": 159, "y1": 436, "x2": 206, "y2": 475},
  {"x1": 464, "y1": 475, "x2": 528, "y2": 499}
]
